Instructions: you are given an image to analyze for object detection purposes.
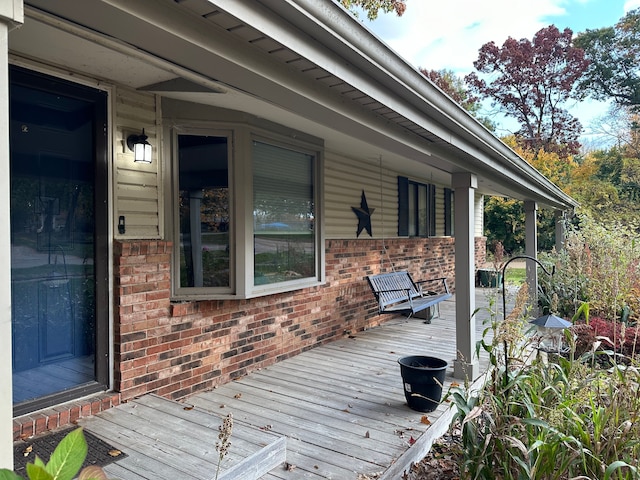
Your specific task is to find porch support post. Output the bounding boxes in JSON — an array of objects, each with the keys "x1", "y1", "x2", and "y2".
[
  {"x1": 524, "y1": 201, "x2": 538, "y2": 308},
  {"x1": 0, "y1": 0, "x2": 23, "y2": 469},
  {"x1": 555, "y1": 209, "x2": 565, "y2": 252},
  {"x1": 452, "y1": 173, "x2": 478, "y2": 380}
]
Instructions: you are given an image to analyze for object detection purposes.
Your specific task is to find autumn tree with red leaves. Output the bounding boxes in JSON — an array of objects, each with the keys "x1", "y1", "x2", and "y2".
[{"x1": 465, "y1": 25, "x2": 589, "y2": 157}]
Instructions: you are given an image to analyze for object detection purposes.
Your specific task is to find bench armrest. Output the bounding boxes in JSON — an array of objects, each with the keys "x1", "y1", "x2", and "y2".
[
  {"x1": 415, "y1": 277, "x2": 447, "y2": 284},
  {"x1": 415, "y1": 277, "x2": 450, "y2": 295}
]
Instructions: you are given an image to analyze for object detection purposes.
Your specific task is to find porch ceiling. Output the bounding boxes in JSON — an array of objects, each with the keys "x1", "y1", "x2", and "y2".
[{"x1": 12, "y1": 0, "x2": 577, "y2": 209}]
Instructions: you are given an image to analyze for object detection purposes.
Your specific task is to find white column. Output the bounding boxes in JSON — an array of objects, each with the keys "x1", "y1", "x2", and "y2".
[
  {"x1": 452, "y1": 173, "x2": 478, "y2": 380},
  {"x1": 0, "y1": 0, "x2": 24, "y2": 470},
  {"x1": 524, "y1": 201, "x2": 538, "y2": 308}
]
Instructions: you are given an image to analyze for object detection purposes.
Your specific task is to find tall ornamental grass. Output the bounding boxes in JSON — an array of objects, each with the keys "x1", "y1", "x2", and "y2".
[{"x1": 448, "y1": 285, "x2": 640, "y2": 480}]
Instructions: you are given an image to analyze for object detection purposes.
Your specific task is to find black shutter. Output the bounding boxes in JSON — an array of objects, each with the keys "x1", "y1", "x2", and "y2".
[{"x1": 398, "y1": 176, "x2": 409, "y2": 236}]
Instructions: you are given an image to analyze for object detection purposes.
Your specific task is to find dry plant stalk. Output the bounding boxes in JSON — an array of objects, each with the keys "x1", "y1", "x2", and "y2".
[
  {"x1": 496, "y1": 282, "x2": 530, "y2": 347},
  {"x1": 215, "y1": 412, "x2": 233, "y2": 480}
]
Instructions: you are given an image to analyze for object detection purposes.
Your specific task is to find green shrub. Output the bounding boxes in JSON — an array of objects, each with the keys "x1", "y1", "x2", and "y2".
[{"x1": 538, "y1": 215, "x2": 640, "y2": 323}]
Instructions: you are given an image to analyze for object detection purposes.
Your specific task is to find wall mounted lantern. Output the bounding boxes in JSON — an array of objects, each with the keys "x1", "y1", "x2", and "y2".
[{"x1": 127, "y1": 128, "x2": 152, "y2": 164}]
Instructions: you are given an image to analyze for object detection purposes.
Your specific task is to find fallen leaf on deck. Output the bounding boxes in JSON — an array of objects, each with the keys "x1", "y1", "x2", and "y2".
[
  {"x1": 108, "y1": 449, "x2": 122, "y2": 457},
  {"x1": 451, "y1": 382, "x2": 460, "y2": 388},
  {"x1": 23, "y1": 445, "x2": 32, "y2": 457},
  {"x1": 409, "y1": 436, "x2": 416, "y2": 445},
  {"x1": 420, "y1": 416, "x2": 431, "y2": 425},
  {"x1": 259, "y1": 424, "x2": 272, "y2": 431},
  {"x1": 234, "y1": 393, "x2": 242, "y2": 399},
  {"x1": 183, "y1": 405, "x2": 194, "y2": 410},
  {"x1": 285, "y1": 462, "x2": 296, "y2": 471},
  {"x1": 365, "y1": 430, "x2": 370, "y2": 438}
]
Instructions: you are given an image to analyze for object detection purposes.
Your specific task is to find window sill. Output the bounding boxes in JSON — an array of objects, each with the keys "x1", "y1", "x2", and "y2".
[{"x1": 170, "y1": 278, "x2": 324, "y2": 302}]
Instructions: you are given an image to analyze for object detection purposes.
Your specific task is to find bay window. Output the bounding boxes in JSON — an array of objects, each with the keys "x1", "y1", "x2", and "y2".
[{"x1": 171, "y1": 125, "x2": 323, "y2": 299}]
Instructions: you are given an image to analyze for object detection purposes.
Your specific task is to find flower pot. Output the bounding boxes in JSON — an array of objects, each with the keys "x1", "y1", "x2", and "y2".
[
  {"x1": 398, "y1": 355, "x2": 448, "y2": 412},
  {"x1": 477, "y1": 268, "x2": 503, "y2": 288}
]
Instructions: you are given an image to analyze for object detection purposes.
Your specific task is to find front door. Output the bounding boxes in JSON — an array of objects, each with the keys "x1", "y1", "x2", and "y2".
[{"x1": 10, "y1": 66, "x2": 109, "y2": 415}]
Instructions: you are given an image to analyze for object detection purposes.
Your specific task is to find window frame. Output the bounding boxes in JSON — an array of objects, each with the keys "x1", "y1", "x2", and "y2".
[
  {"x1": 169, "y1": 123, "x2": 324, "y2": 300},
  {"x1": 398, "y1": 176, "x2": 436, "y2": 237}
]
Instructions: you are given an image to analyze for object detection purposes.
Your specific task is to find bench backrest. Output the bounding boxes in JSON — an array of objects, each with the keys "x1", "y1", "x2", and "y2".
[{"x1": 367, "y1": 272, "x2": 420, "y2": 309}]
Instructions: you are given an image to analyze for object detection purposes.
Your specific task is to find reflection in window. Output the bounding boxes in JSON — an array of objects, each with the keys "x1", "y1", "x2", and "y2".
[
  {"x1": 253, "y1": 141, "x2": 315, "y2": 285},
  {"x1": 178, "y1": 135, "x2": 230, "y2": 288}
]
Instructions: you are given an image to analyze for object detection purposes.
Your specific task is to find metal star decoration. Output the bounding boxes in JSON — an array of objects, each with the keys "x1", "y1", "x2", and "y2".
[{"x1": 351, "y1": 190, "x2": 375, "y2": 237}]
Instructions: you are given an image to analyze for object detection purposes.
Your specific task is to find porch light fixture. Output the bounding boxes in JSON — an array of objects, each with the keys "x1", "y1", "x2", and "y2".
[{"x1": 127, "y1": 128, "x2": 152, "y2": 164}]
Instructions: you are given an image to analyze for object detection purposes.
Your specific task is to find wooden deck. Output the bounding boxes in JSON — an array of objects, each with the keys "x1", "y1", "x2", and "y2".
[{"x1": 79, "y1": 289, "x2": 501, "y2": 479}]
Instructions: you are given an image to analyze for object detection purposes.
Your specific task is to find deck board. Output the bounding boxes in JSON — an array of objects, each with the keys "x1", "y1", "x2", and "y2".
[{"x1": 74, "y1": 289, "x2": 503, "y2": 479}]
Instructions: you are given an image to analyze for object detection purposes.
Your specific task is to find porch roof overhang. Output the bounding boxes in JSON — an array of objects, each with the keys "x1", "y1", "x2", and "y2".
[{"x1": 13, "y1": 0, "x2": 577, "y2": 210}]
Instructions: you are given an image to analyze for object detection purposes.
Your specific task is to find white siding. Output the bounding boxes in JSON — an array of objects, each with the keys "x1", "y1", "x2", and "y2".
[{"x1": 113, "y1": 87, "x2": 162, "y2": 239}]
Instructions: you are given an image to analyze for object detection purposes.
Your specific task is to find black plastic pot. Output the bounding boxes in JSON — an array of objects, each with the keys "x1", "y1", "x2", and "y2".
[{"x1": 398, "y1": 355, "x2": 448, "y2": 412}]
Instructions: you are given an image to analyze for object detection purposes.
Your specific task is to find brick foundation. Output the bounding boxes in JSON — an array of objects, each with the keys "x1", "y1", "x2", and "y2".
[{"x1": 13, "y1": 392, "x2": 121, "y2": 441}]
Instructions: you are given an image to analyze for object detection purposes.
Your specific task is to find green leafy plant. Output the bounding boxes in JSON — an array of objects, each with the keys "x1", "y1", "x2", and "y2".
[{"x1": 0, "y1": 428, "x2": 110, "y2": 480}]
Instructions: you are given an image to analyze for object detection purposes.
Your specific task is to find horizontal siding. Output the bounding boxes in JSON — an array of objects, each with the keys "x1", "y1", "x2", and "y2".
[
  {"x1": 113, "y1": 87, "x2": 161, "y2": 239},
  {"x1": 324, "y1": 154, "x2": 472, "y2": 240},
  {"x1": 475, "y1": 193, "x2": 484, "y2": 238},
  {"x1": 325, "y1": 153, "x2": 397, "y2": 239}
]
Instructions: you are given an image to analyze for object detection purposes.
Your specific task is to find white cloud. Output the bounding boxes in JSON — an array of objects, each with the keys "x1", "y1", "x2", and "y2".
[
  {"x1": 624, "y1": 0, "x2": 640, "y2": 10},
  {"x1": 366, "y1": 0, "x2": 567, "y2": 74}
]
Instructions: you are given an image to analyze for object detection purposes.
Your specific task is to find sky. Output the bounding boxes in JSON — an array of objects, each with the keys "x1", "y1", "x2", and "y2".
[{"x1": 363, "y1": 0, "x2": 640, "y2": 146}]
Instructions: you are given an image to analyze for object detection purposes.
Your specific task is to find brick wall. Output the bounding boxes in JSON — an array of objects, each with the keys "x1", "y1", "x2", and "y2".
[
  {"x1": 112, "y1": 237, "x2": 461, "y2": 403},
  {"x1": 475, "y1": 236, "x2": 487, "y2": 270}
]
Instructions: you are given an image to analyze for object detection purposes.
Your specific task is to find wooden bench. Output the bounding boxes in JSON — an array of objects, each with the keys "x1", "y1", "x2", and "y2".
[{"x1": 366, "y1": 271, "x2": 452, "y2": 319}]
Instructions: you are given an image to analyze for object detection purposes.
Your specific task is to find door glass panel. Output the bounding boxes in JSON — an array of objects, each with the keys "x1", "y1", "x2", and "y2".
[{"x1": 10, "y1": 76, "x2": 97, "y2": 405}]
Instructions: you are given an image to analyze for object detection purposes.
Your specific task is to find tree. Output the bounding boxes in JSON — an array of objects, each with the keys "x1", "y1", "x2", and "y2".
[
  {"x1": 567, "y1": 147, "x2": 640, "y2": 226},
  {"x1": 587, "y1": 105, "x2": 640, "y2": 156},
  {"x1": 484, "y1": 137, "x2": 576, "y2": 254},
  {"x1": 575, "y1": 8, "x2": 640, "y2": 111},
  {"x1": 465, "y1": 25, "x2": 589, "y2": 157},
  {"x1": 338, "y1": 0, "x2": 406, "y2": 20},
  {"x1": 420, "y1": 68, "x2": 496, "y2": 131}
]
